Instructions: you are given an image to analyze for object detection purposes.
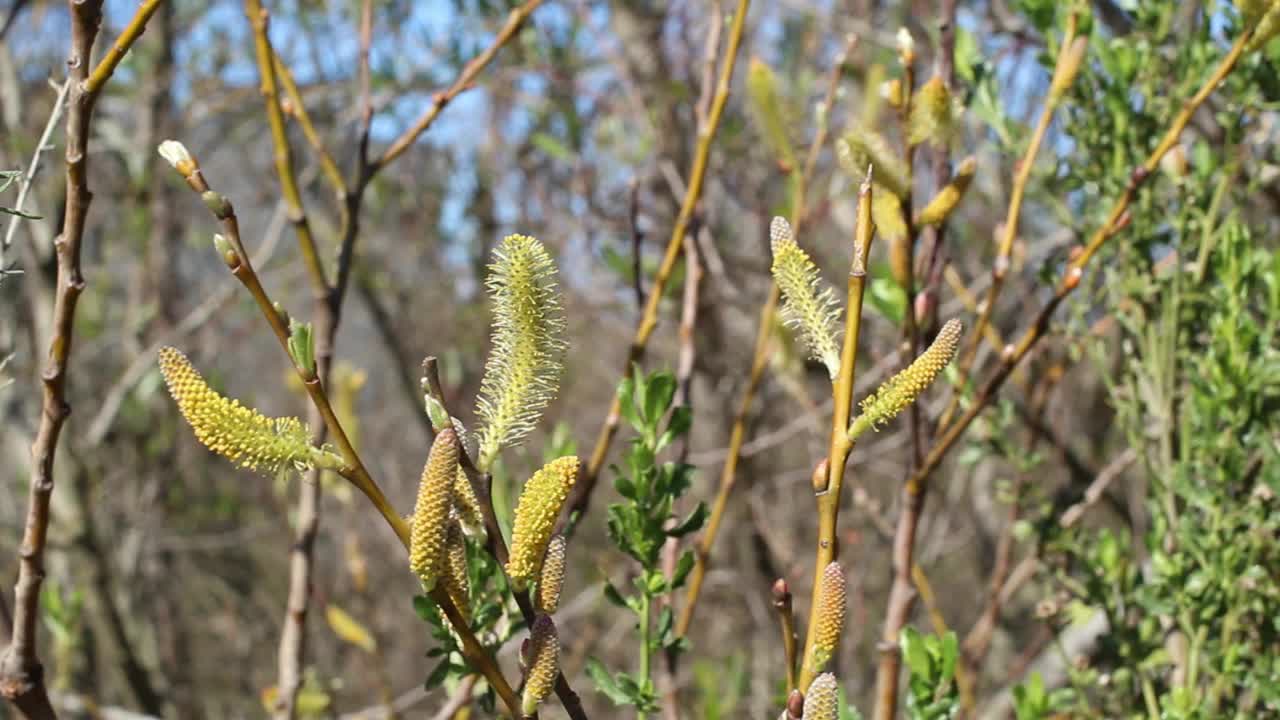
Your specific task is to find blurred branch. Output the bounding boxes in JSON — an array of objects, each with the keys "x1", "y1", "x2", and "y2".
[
  {"x1": 1, "y1": 2, "x2": 160, "y2": 717},
  {"x1": 373, "y1": 0, "x2": 546, "y2": 171},
  {"x1": 675, "y1": 30, "x2": 856, "y2": 642},
  {"x1": 941, "y1": 15, "x2": 1080, "y2": 431},
  {"x1": 569, "y1": 0, "x2": 751, "y2": 524}
]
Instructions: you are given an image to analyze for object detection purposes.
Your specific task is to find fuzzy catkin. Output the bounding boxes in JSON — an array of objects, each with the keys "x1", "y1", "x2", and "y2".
[
  {"x1": 158, "y1": 347, "x2": 317, "y2": 473},
  {"x1": 837, "y1": 129, "x2": 910, "y2": 199},
  {"x1": 771, "y1": 216, "x2": 843, "y2": 379},
  {"x1": 521, "y1": 614, "x2": 560, "y2": 716},
  {"x1": 452, "y1": 466, "x2": 486, "y2": 537},
  {"x1": 475, "y1": 234, "x2": 566, "y2": 470},
  {"x1": 907, "y1": 75, "x2": 957, "y2": 147},
  {"x1": 506, "y1": 456, "x2": 579, "y2": 590},
  {"x1": 409, "y1": 429, "x2": 459, "y2": 589},
  {"x1": 536, "y1": 534, "x2": 567, "y2": 613},
  {"x1": 809, "y1": 562, "x2": 847, "y2": 672},
  {"x1": 802, "y1": 673, "x2": 839, "y2": 720},
  {"x1": 441, "y1": 519, "x2": 471, "y2": 625},
  {"x1": 856, "y1": 319, "x2": 962, "y2": 433},
  {"x1": 916, "y1": 156, "x2": 977, "y2": 226}
]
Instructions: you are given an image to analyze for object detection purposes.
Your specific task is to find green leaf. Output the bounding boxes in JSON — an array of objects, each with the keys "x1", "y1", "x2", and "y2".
[
  {"x1": 603, "y1": 580, "x2": 629, "y2": 609},
  {"x1": 667, "y1": 502, "x2": 708, "y2": 537},
  {"x1": 642, "y1": 371, "x2": 677, "y2": 427},
  {"x1": 671, "y1": 549, "x2": 696, "y2": 589},
  {"x1": 423, "y1": 658, "x2": 453, "y2": 690},
  {"x1": 900, "y1": 627, "x2": 933, "y2": 680},
  {"x1": 586, "y1": 659, "x2": 634, "y2": 706}
]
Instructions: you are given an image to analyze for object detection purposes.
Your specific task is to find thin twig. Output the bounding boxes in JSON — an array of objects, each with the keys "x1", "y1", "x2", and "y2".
[
  {"x1": 1, "y1": 80, "x2": 70, "y2": 268},
  {"x1": 1, "y1": 2, "x2": 162, "y2": 717},
  {"x1": 568, "y1": 0, "x2": 752, "y2": 524}
]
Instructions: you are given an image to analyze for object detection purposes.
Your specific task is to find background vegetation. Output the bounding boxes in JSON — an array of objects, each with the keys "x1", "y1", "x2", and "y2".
[{"x1": 0, "y1": 0, "x2": 1277, "y2": 718}]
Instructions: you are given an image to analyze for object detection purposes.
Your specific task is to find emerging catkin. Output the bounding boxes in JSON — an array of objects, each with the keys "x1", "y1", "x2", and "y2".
[
  {"x1": 475, "y1": 234, "x2": 567, "y2": 470},
  {"x1": 915, "y1": 156, "x2": 977, "y2": 226},
  {"x1": 907, "y1": 75, "x2": 958, "y2": 148},
  {"x1": 747, "y1": 57, "x2": 796, "y2": 169},
  {"x1": 802, "y1": 673, "x2": 839, "y2": 720},
  {"x1": 809, "y1": 562, "x2": 847, "y2": 672},
  {"x1": 452, "y1": 466, "x2": 486, "y2": 537},
  {"x1": 409, "y1": 429, "x2": 460, "y2": 589},
  {"x1": 851, "y1": 319, "x2": 962, "y2": 437},
  {"x1": 771, "y1": 216, "x2": 843, "y2": 379},
  {"x1": 441, "y1": 519, "x2": 471, "y2": 625},
  {"x1": 506, "y1": 455, "x2": 579, "y2": 590},
  {"x1": 536, "y1": 534, "x2": 567, "y2": 613},
  {"x1": 521, "y1": 614, "x2": 560, "y2": 716},
  {"x1": 158, "y1": 347, "x2": 324, "y2": 473},
  {"x1": 837, "y1": 130, "x2": 910, "y2": 199}
]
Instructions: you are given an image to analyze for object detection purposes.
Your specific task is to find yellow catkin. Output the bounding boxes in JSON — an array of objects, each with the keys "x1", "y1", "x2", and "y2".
[
  {"x1": 536, "y1": 534, "x2": 567, "y2": 613},
  {"x1": 907, "y1": 75, "x2": 957, "y2": 148},
  {"x1": 409, "y1": 428, "x2": 459, "y2": 589},
  {"x1": 915, "y1": 156, "x2": 977, "y2": 227},
  {"x1": 506, "y1": 456, "x2": 579, "y2": 590},
  {"x1": 770, "y1": 216, "x2": 842, "y2": 379},
  {"x1": 442, "y1": 519, "x2": 471, "y2": 626},
  {"x1": 836, "y1": 130, "x2": 910, "y2": 199},
  {"x1": 871, "y1": 187, "x2": 908, "y2": 244},
  {"x1": 1048, "y1": 37, "x2": 1088, "y2": 102},
  {"x1": 452, "y1": 466, "x2": 486, "y2": 537},
  {"x1": 521, "y1": 614, "x2": 560, "y2": 716},
  {"x1": 747, "y1": 57, "x2": 796, "y2": 169},
  {"x1": 803, "y1": 673, "x2": 840, "y2": 720},
  {"x1": 809, "y1": 562, "x2": 847, "y2": 672},
  {"x1": 854, "y1": 319, "x2": 962, "y2": 435},
  {"x1": 475, "y1": 234, "x2": 567, "y2": 470},
  {"x1": 158, "y1": 347, "x2": 318, "y2": 473}
]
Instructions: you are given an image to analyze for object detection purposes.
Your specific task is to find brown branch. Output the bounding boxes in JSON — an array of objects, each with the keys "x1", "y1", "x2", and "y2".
[
  {"x1": 1, "y1": 2, "x2": 162, "y2": 716},
  {"x1": 870, "y1": 27, "x2": 1253, "y2": 720},
  {"x1": 567, "y1": 0, "x2": 752, "y2": 524}
]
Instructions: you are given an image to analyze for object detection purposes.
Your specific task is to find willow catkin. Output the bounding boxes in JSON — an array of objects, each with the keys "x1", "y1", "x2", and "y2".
[
  {"x1": 771, "y1": 216, "x2": 842, "y2": 379},
  {"x1": 475, "y1": 234, "x2": 567, "y2": 470},
  {"x1": 536, "y1": 534, "x2": 567, "y2": 613},
  {"x1": 802, "y1": 673, "x2": 839, "y2": 720},
  {"x1": 452, "y1": 466, "x2": 486, "y2": 537},
  {"x1": 158, "y1": 347, "x2": 322, "y2": 473},
  {"x1": 409, "y1": 429, "x2": 459, "y2": 589},
  {"x1": 851, "y1": 319, "x2": 962, "y2": 437},
  {"x1": 809, "y1": 562, "x2": 847, "y2": 672},
  {"x1": 441, "y1": 519, "x2": 471, "y2": 625},
  {"x1": 506, "y1": 456, "x2": 579, "y2": 590},
  {"x1": 916, "y1": 156, "x2": 977, "y2": 227},
  {"x1": 521, "y1": 614, "x2": 560, "y2": 716}
]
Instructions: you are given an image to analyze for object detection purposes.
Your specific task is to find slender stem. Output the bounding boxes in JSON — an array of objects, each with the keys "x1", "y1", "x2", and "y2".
[
  {"x1": 798, "y1": 176, "x2": 874, "y2": 692},
  {"x1": 568, "y1": 0, "x2": 751, "y2": 523},
  {"x1": 270, "y1": 50, "x2": 347, "y2": 201},
  {"x1": 637, "y1": 592, "x2": 652, "y2": 720},
  {"x1": 1, "y1": 3, "x2": 161, "y2": 717},
  {"x1": 675, "y1": 32, "x2": 856, "y2": 639},
  {"x1": 771, "y1": 581, "x2": 798, "y2": 694},
  {"x1": 83, "y1": 0, "x2": 165, "y2": 95},
  {"x1": 870, "y1": 28, "x2": 1253, "y2": 720}
]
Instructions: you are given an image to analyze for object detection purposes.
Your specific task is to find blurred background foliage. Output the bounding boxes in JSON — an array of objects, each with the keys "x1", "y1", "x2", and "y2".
[{"x1": 1, "y1": 0, "x2": 1277, "y2": 717}]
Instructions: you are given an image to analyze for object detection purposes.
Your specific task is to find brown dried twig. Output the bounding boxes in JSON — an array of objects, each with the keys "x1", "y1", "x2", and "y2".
[{"x1": 1, "y1": 3, "x2": 164, "y2": 717}]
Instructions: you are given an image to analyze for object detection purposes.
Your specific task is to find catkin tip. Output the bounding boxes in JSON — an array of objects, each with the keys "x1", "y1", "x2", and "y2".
[{"x1": 521, "y1": 614, "x2": 560, "y2": 715}]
